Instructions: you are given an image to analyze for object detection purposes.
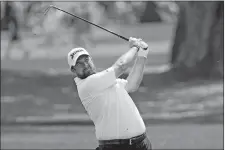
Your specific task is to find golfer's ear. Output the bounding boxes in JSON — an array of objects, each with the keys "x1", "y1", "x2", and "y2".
[{"x1": 71, "y1": 66, "x2": 76, "y2": 73}]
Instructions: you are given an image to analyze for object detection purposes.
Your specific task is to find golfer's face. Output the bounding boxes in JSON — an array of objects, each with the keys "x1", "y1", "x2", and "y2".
[{"x1": 75, "y1": 55, "x2": 95, "y2": 79}]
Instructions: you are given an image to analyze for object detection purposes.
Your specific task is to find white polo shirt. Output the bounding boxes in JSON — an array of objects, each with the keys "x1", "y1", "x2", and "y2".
[{"x1": 74, "y1": 67, "x2": 146, "y2": 140}]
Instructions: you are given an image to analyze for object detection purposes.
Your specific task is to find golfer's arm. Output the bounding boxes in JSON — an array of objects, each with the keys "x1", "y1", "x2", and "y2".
[
  {"x1": 112, "y1": 47, "x2": 138, "y2": 77},
  {"x1": 125, "y1": 57, "x2": 147, "y2": 93}
]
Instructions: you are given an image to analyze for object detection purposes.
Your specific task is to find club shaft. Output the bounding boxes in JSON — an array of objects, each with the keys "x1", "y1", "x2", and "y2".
[{"x1": 48, "y1": 5, "x2": 129, "y2": 41}]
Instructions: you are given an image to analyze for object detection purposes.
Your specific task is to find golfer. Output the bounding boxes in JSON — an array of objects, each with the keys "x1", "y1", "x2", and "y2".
[{"x1": 67, "y1": 37, "x2": 152, "y2": 150}]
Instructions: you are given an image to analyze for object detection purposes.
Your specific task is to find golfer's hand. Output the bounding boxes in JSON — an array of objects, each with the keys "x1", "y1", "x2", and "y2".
[
  {"x1": 139, "y1": 40, "x2": 148, "y2": 50},
  {"x1": 129, "y1": 37, "x2": 142, "y2": 49},
  {"x1": 129, "y1": 37, "x2": 148, "y2": 50},
  {"x1": 138, "y1": 47, "x2": 149, "y2": 58}
]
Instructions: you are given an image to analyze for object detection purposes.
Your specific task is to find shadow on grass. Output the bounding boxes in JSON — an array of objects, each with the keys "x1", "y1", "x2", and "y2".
[{"x1": 1, "y1": 69, "x2": 223, "y2": 124}]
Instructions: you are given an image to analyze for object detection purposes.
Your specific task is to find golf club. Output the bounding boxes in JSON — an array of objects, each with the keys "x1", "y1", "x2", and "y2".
[{"x1": 43, "y1": 5, "x2": 148, "y2": 50}]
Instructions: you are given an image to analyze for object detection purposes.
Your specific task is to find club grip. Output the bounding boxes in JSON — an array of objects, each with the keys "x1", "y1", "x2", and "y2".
[{"x1": 140, "y1": 41, "x2": 148, "y2": 50}]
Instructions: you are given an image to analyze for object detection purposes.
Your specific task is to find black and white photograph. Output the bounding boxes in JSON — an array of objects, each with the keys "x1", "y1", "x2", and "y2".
[{"x1": 1, "y1": 1, "x2": 224, "y2": 149}]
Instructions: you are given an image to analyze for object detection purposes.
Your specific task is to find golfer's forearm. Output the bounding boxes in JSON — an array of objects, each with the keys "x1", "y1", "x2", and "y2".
[
  {"x1": 113, "y1": 47, "x2": 138, "y2": 74},
  {"x1": 116, "y1": 47, "x2": 138, "y2": 66},
  {"x1": 126, "y1": 57, "x2": 147, "y2": 91}
]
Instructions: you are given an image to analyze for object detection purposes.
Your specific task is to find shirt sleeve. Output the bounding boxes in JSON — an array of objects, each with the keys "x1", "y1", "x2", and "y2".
[
  {"x1": 87, "y1": 67, "x2": 117, "y2": 93},
  {"x1": 116, "y1": 78, "x2": 128, "y2": 88}
]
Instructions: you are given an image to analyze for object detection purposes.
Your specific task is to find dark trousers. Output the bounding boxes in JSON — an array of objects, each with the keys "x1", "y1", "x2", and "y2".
[{"x1": 96, "y1": 136, "x2": 152, "y2": 150}]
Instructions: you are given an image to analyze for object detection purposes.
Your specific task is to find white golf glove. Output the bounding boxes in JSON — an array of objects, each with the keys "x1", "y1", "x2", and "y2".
[
  {"x1": 138, "y1": 40, "x2": 149, "y2": 58},
  {"x1": 129, "y1": 37, "x2": 149, "y2": 50},
  {"x1": 129, "y1": 37, "x2": 142, "y2": 50}
]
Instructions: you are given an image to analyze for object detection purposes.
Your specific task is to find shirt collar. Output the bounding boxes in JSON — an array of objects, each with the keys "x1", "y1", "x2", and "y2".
[{"x1": 74, "y1": 77, "x2": 82, "y2": 86}]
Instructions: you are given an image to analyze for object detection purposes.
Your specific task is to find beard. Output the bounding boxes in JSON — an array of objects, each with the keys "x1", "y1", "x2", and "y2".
[{"x1": 77, "y1": 68, "x2": 96, "y2": 79}]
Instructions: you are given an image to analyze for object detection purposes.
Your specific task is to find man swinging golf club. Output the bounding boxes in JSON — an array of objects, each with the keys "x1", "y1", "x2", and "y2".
[{"x1": 67, "y1": 37, "x2": 152, "y2": 150}]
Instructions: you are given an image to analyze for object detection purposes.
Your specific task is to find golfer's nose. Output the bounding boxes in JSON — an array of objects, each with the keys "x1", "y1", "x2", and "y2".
[{"x1": 84, "y1": 62, "x2": 89, "y2": 67}]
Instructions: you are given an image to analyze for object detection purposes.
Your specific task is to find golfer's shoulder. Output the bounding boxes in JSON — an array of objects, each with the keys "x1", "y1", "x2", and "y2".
[
  {"x1": 88, "y1": 68, "x2": 115, "y2": 80},
  {"x1": 76, "y1": 78, "x2": 93, "y2": 98},
  {"x1": 77, "y1": 75, "x2": 104, "y2": 99},
  {"x1": 77, "y1": 73, "x2": 102, "y2": 89}
]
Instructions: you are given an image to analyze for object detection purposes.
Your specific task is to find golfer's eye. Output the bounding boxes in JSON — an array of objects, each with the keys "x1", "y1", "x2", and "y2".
[{"x1": 76, "y1": 62, "x2": 82, "y2": 67}]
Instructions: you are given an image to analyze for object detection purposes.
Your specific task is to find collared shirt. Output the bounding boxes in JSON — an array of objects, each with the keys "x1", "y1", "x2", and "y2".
[{"x1": 74, "y1": 67, "x2": 146, "y2": 140}]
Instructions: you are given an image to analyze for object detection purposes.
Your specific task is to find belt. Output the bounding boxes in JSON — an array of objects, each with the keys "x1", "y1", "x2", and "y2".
[{"x1": 98, "y1": 132, "x2": 147, "y2": 146}]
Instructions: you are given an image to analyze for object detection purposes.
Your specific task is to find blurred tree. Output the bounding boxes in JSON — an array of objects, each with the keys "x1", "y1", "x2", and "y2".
[
  {"x1": 170, "y1": 1, "x2": 224, "y2": 78},
  {"x1": 23, "y1": 2, "x2": 42, "y2": 29},
  {"x1": 156, "y1": 1, "x2": 179, "y2": 22},
  {"x1": 139, "y1": 1, "x2": 162, "y2": 23},
  {"x1": 97, "y1": 1, "x2": 116, "y2": 21}
]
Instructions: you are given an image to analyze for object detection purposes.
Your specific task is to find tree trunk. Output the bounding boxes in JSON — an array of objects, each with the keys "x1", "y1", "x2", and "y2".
[
  {"x1": 170, "y1": 1, "x2": 223, "y2": 79},
  {"x1": 139, "y1": 1, "x2": 162, "y2": 23}
]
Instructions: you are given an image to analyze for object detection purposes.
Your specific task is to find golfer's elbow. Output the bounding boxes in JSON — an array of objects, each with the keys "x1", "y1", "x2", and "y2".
[
  {"x1": 132, "y1": 78, "x2": 143, "y2": 92},
  {"x1": 118, "y1": 60, "x2": 128, "y2": 72},
  {"x1": 113, "y1": 60, "x2": 129, "y2": 77},
  {"x1": 127, "y1": 83, "x2": 140, "y2": 93},
  {"x1": 133, "y1": 84, "x2": 140, "y2": 92}
]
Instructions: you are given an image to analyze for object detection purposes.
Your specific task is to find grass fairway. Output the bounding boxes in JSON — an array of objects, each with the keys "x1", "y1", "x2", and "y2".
[
  {"x1": 1, "y1": 23, "x2": 223, "y2": 149},
  {"x1": 1, "y1": 125, "x2": 223, "y2": 149},
  {"x1": 1, "y1": 69, "x2": 223, "y2": 124}
]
